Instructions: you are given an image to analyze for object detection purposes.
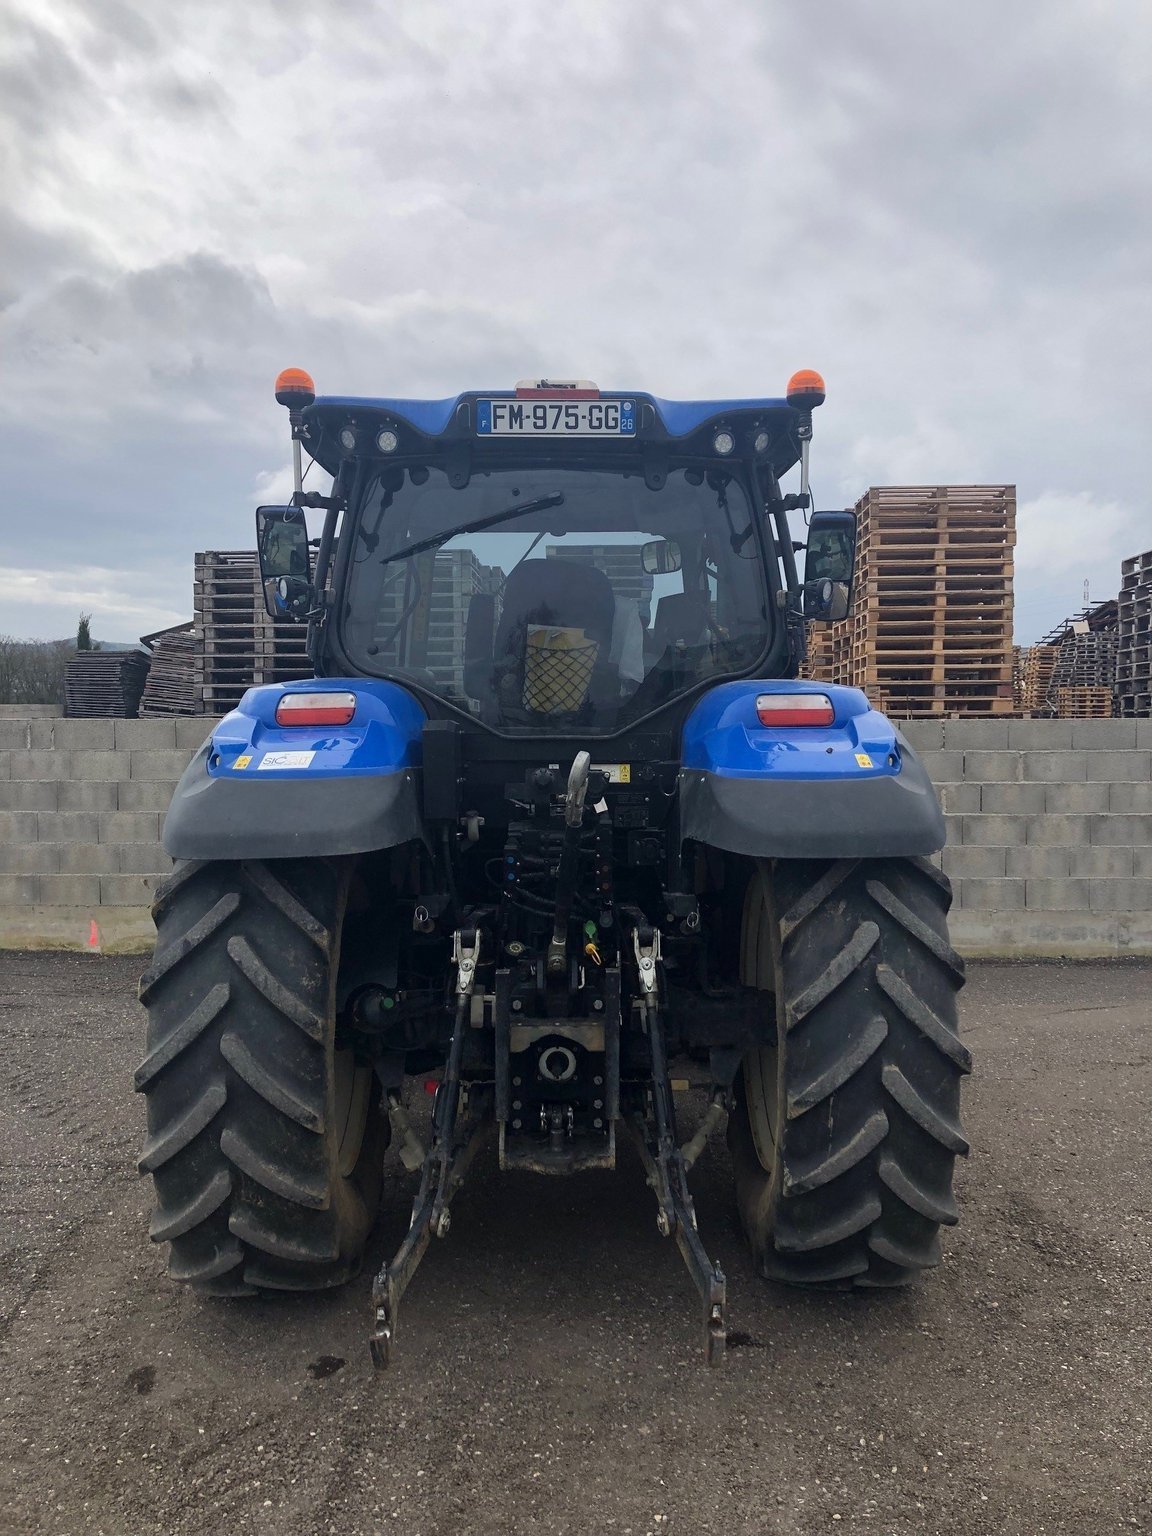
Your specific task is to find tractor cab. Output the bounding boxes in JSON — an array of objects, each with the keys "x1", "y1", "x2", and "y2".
[{"x1": 258, "y1": 373, "x2": 845, "y2": 744}]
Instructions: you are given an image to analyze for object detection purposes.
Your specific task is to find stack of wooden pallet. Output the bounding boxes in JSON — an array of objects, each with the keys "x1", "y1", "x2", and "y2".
[
  {"x1": 1117, "y1": 547, "x2": 1152, "y2": 717},
  {"x1": 1050, "y1": 631, "x2": 1117, "y2": 692},
  {"x1": 1017, "y1": 644, "x2": 1059, "y2": 714},
  {"x1": 802, "y1": 624, "x2": 833, "y2": 682},
  {"x1": 804, "y1": 486, "x2": 1015, "y2": 717},
  {"x1": 1037, "y1": 600, "x2": 1119, "y2": 717},
  {"x1": 194, "y1": 551, "x2": 311, "y2": 714},
  {"x1": 64, "y1": 650, "x2": 151, "y2": 718},
  {"x1": 139, "y1": 625, "x2": 199, "y2": 717}
]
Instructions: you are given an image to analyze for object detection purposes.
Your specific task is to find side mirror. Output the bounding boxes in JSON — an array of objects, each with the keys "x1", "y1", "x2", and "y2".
[
  {"x1": 803, "y1": 510, "x2": 856, "y2": 623},
  {"x1": 257, "y1": 506, "x2": 312, "y2": 621},
  {"x1": 641, "y1": 538, "x2": 683, "y2": 576}
]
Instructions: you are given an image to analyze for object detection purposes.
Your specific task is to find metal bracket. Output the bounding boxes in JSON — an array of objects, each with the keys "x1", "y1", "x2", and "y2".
[
  {"x1": 679, "y1": 1089, "x2": 729, "y2": 1173},
  {"x1": 452, "y1": 927, "x2": 480, "y2": 996},
  {"x1": 290, "y1": 490, "x2": 344, "y2": 510},
  {"x1": 631, "y1": 926, "x2": 661, "y2": 1001}
]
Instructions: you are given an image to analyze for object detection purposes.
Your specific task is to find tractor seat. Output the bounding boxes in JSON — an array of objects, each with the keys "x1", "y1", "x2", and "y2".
[
  {"x1": 494, "y1": 559, "x2": 616, "y2": 656},
  {"x1": 652, "y1": 590, "x2": 713, "y2": 651},
  {"x1": 484, "y1": 558, "x2": 617, "y2": 717}
]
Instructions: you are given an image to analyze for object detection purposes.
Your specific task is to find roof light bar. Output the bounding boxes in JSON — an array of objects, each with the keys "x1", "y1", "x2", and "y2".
[
  {"x1": 755, "y1": 692, "x2": 835, "y2": 728},
  {"x1": 275, "y1": 691, "x2": 357, "y2": 727}
]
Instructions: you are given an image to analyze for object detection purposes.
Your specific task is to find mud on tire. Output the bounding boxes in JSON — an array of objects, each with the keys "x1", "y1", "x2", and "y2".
[
  {"x1": 729, "y1": 856, "x2": 970, "y2": 1288},
  {"x1": 136, "y1": 858, "x2": 384, "y2": 1296}
]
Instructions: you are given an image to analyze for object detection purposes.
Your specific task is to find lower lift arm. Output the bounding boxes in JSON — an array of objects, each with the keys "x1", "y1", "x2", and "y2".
[
  {"x1": 626, "y1": 924, "x2": 728, "y2": 1367},
  {"x1": 369, "y1": 928, "x2": 489, "y2": 1369}
]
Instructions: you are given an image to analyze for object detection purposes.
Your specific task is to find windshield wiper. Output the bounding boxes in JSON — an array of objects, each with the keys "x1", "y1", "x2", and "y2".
[{"x1": 379, "y1": 493, "x2": 565, "y2": 566}]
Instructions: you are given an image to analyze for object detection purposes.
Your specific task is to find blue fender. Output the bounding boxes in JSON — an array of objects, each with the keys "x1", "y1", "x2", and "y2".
[
  {"x1": 678, "y1": 680, "x2": 944, "y2": 859},
  {"x1": 163, "y1": 679, "x2": 427, "y2": 861}
]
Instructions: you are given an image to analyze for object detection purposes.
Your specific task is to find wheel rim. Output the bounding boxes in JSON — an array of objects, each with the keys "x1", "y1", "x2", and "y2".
[
  {"x1": 333, "y1": 1049, "x2": 372, "y2": 1178},
  {"x1": 744, "y1": 1042, "x2": 781, "y2": 1175},
  {"x1": 740, "y1": 870, "x2": 784, "y2": 1179}
]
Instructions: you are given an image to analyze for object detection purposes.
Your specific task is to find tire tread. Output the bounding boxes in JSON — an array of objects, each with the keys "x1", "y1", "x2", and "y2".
[
  {"x1": 137, "y1": 857, "x2": 378, "y2": 1296},
  {"x1": 731, "y1": 856, "x2": 969, "y2": 1289}
]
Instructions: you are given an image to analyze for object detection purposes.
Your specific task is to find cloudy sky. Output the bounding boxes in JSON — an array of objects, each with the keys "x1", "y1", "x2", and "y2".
[{"x1": 2, "y1": 0, "x2": 1149, "y2": 644}]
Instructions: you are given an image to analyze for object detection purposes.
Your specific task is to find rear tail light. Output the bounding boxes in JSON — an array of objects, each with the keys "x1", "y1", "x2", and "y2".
[
  {"x1": 755, "y1": 692, "x2": 835, "y2": 728},
  {"x1": 275, "y1": 691, "x2": 357, "y2": 727}
]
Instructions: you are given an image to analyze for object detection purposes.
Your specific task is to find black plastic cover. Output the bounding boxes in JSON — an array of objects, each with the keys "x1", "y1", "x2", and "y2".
[
  {"x1": 163, "y1": 744, "x2": 424, "y2": 861},
  {"x1": 678, "y1": 750, "x2": 945, "y2": 859}
]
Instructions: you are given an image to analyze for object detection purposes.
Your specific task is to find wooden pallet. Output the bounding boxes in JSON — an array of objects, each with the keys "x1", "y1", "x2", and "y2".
[
  {"x1": 814, "y1": 486, "x2": 1016, "y2": 716},
  {"x1": 1055, "y1": 686, "x2": 1114, "y2": 719}
]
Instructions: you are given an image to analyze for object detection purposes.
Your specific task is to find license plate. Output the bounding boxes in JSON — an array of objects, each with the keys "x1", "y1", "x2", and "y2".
[{"x1": 476, "y1": 399, "x2": 636, "y2": 437}]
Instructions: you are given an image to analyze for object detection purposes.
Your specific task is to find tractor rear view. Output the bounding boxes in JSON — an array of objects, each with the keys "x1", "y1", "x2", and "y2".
[{"x1": 137, "y1": 371, "x2": 969, "y2": 1364}]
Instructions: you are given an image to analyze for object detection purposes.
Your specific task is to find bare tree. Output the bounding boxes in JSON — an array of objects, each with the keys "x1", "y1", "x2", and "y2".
[{"x1": 0, "y1": 637, "x2": 73, "y2": 706}]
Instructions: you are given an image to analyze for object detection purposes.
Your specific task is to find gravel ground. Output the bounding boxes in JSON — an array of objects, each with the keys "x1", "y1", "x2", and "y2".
[{"x1": 0, "y1": 953, "x2": 1149, "y2": 1536}]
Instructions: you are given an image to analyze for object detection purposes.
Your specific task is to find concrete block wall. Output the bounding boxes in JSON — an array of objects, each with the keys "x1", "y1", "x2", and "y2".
[
  {"x1": 898, "y1": 717, "x2": 1152, "y2": 956},
  {"x1": 1, "y1": 714, "x2": 1151, "y2": 955},
  {"x1": 0, "y1": 716, "x2": 217, "y2": 950}
]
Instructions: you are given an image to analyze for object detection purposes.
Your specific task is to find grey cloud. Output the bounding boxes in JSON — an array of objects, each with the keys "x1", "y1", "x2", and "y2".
[
  {"x1": 68, "y1": 0, "x2": 159, "y2": 60},
  {"x1": 763, "y1": 2, "x2": 1152, "y2": 288},
  {"x1": 1, "y1": 0, "x2": 1149, "y2": 643},
  {"x1": 144, "y1": 69, "x2": 229, "y2": 121},
  {"x1": 0, "y1": 209, "x2": 98, "y2": 310},
  {"x1": 0, "y1": 14, "x2": 92, "y2": 144}
]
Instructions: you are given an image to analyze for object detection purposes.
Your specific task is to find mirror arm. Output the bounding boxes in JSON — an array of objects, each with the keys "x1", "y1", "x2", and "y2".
[
  {"x1": 769, "y1": 499, "x2": 801, "y2": 596},
  {"x1": 292, "y1": 490, "x2": 343, "y2": 510},
  {"x1": 303, "y1": 464, "x2": 350, "y2": 661},
  {"x1": 312, "y1": 503, "x2": 341, "y2": 602}
]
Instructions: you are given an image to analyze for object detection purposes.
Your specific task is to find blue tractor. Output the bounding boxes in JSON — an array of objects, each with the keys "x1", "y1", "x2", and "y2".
[{"x1": 137, "y1": 370, "x2": 969, "y2": 1365}]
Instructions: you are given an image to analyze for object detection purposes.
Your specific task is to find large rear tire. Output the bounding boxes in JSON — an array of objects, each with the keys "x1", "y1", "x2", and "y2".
[
  {"x1": 729, "y1": 856, "x2": 970, "y2": 1288},
  {"x1": 136, "y1": 858, "x2": 384, "y2": 1296}
]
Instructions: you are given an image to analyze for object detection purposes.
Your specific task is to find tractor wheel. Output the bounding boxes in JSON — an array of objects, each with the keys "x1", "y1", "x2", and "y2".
[
  {"x1": 136, "y1": 857, "x2": 384, "y2": 1296},
  {"x1": 729, "y1": 856, "x2": 970, "y2": 1288}
]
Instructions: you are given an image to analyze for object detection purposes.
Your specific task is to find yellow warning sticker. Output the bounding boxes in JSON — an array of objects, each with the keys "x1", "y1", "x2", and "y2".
[
  {"x1": 855, "y1": 753, "x2": 873, "y2": 768},
  {"x1": 591, "y1": 763, "x2": 631, "y2": 784},
  {"x1": 234, "y1": 754, "x2": 253, "y2": 769}
]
